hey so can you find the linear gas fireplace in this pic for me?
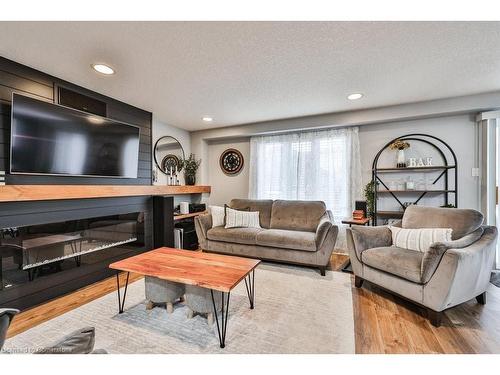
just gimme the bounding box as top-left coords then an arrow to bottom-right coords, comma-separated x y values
0,212 -> 144,288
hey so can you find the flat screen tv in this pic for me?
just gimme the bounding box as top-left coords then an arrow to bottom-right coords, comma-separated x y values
10,93 -> 140,178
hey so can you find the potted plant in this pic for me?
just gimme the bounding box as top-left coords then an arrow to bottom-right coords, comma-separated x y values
389,139 -> 410,168
179,153 -> 201,186
364,180 -> 378,217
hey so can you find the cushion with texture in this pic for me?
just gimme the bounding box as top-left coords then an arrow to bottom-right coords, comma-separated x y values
229,199 -> 273,229
225,207 -> 261,229
207,227 -> 263,245
402,205 -> 483,240
256,229 -> 317,252
390,226 -> 452,253
270,200 -> 326,232
209,206 -> 225,227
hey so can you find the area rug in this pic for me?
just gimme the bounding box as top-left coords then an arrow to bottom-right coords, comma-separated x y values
5,263 -> 355,354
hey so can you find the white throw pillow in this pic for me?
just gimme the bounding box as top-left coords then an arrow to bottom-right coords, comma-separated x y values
209,205 -> 225,227
389,226 -> 452,253
225,207 -> 261,229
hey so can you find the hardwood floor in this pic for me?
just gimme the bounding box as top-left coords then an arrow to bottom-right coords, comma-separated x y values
7,253 -> 500,353
330,253 -> 500,354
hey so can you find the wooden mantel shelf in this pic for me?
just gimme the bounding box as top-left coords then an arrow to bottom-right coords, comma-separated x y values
0,185 -> 211,203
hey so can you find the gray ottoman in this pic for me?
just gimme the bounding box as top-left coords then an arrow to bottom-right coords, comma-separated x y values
144,276 -> 185,313
184,285 -> 222,325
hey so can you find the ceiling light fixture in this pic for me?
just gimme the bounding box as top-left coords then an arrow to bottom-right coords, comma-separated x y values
347,93 -> 363,100
92,63 -> 115,75
202,117 -> 214,122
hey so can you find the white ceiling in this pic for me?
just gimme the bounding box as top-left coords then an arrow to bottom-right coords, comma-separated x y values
1,21 -> 500,131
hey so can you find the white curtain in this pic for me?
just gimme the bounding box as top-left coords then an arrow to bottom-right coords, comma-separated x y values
249,127 -> 362,250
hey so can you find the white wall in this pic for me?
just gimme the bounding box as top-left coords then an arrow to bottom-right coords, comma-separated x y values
206,138 -> 250,206
152,115 -> 191,186
194,114 -> 480,211
359,114 -> 478,211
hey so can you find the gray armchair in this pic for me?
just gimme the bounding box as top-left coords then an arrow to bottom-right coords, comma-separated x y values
1,308 -> 19,351
346,205 -> 497,327
1,309 -> 106,354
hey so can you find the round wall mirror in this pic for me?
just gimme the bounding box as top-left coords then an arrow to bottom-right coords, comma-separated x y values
153,136 -> 185,174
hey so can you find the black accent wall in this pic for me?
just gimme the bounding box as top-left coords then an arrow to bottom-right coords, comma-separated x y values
0,56 -> 158,310
0,56 -> 152,185
0,196 -> 153,310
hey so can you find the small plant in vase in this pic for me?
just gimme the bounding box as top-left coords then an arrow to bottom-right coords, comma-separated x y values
364,180 -> 378,217
179,153 -> 201,186
389,139 -> 410,168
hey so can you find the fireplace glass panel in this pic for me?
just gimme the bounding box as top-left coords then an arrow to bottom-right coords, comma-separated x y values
0,212 -> 145,290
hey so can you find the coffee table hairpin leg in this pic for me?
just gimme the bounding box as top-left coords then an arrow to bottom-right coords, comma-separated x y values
115,271 -> 130,314
210,290 -> 230,348
244,269 -> 255,309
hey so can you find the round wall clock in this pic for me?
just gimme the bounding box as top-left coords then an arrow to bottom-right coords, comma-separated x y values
220,148 -> 244,175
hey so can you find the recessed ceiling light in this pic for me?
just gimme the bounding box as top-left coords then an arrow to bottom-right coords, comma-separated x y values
347,93 -> 363,100
202,117 -> 214,122
92,63 -> 115,75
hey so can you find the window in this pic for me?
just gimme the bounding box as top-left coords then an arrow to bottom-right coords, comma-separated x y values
249,127 -> 362,224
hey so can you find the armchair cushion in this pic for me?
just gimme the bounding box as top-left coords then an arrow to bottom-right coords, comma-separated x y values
361,246 -> 425,283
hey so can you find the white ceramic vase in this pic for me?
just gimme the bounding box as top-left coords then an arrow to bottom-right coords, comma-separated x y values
396,149 -> 406,168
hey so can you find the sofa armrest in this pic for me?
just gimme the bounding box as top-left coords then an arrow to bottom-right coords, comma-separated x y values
423,225 -> 498,310
194,214 -> 212,249
315,210 -> 333,248
346,225 -> 392,261
421,227 -> 486,283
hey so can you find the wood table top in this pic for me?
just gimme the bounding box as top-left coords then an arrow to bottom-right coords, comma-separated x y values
109,247 -> 260,292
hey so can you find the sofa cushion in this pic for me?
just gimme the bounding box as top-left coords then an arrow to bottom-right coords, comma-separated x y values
270,200 -> 326,232
207,226 -> 264,245
256,229 -> 317,252
402,205 -> 483,240
229,199 -> 273,229
361,246 -> 425,284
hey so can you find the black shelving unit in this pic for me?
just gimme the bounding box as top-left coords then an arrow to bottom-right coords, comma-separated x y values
372,134 -> 458,226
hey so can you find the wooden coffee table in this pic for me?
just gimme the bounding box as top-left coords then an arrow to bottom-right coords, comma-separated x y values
109,247 -> 260,348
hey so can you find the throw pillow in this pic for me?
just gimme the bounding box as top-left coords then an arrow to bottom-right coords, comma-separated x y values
389,226 -> 453,253
225,207 -> 261,229
209,206 -> 225,227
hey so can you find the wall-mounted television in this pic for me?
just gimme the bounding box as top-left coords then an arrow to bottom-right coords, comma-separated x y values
10,93 -> 140,178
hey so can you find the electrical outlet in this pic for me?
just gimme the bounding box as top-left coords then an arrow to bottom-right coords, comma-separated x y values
471,168 -> 480,177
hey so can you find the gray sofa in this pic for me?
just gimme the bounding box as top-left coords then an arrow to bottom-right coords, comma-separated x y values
346,205 -> 498,326
195,199 -> 338,275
